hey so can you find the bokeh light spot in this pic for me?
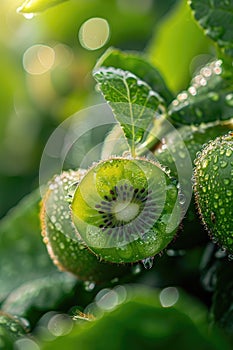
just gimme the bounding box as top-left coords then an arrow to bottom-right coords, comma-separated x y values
159,287 -> 179,308
23,44 -> 55,75
14,338 -> 40,350
47,314 -> 73,336
79,17 -> 110,51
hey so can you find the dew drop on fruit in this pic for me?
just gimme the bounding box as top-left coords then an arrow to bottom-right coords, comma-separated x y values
178,193 -> 186,205
141,256 -> 154,269
225,93 -> 233,106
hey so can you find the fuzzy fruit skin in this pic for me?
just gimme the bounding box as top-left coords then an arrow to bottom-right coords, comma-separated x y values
40,170 -> 130,282
154,122 -> 233,246
193,132 -> 233,254
72,157 -> 180,264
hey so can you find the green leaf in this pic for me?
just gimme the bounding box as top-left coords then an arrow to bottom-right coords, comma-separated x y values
95,47 -> 173,103
0,191 -> 56,302
190,0 -> 233,57
41,287 -> 231,350
17,0 -> 68,14
169,60 -> 233,125
2,273 -> 78,327
93,67 -> 165,156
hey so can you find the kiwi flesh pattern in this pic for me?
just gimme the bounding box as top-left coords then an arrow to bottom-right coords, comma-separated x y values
72,158 -> 180,264
40,170 -> 130,281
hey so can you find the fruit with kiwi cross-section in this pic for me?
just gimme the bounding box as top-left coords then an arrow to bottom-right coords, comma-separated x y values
71,157 -> 181,264
40,170 -> 130,282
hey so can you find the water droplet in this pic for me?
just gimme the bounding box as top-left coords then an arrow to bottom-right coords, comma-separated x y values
0,317 -> 7,325
177,92 -> 188,101
202,187 -> 207,193
226,149 -> 232,157
132,264 -> 142,275
24,13 -> 35,19
141,256 -> 154,269
208,92 -> 219,101
10,325 -> 17,332
179,193 -> 186,205
201,159 -> 209,169
51,215 -> 56,223
59,242 -> 65,250
227,237 -> 233,245
219,208 -> 225,215
84,281 -> 96,292
188,86 -> 197,96
215,249 -> 226,258
220,160 -> 228,168
225,93 -> 233,106
226,189 -> 232,196
55,222 -> 62,231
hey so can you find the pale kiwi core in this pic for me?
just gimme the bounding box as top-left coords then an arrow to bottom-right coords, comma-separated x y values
114,202 -> 140,222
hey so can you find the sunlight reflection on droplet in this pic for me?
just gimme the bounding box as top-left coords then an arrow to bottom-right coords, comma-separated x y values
22,13 -> 35,19
23,44 -> 55,75
79,17 -> 110,50
159,287 -> 179,307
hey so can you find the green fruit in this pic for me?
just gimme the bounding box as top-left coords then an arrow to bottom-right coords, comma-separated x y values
154,122 -> 233,246
154,122 -> 233,179
193,132 -> 233,254
72,157 -> 180,263
40,170 -> 130,282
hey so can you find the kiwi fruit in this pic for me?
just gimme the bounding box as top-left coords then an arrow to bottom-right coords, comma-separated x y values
40,170 -> 130,282
193,132 -> 233,254
153,122 -> 233,248
71,157 -> 180,263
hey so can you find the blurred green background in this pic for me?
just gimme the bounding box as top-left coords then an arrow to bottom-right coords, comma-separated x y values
0,0 -> 214,219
